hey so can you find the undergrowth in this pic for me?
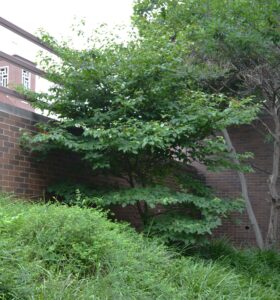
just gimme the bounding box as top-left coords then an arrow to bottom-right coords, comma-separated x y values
0,194 -> 279,299
193,239 -> 280,293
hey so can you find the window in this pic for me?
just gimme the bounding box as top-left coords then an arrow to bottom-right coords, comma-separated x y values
0,66 -> 8,87
22,70 -> 31,89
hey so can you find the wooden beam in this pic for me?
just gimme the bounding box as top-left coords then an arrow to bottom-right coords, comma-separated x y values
0,16 -> 57,55
0,51 -> 46,77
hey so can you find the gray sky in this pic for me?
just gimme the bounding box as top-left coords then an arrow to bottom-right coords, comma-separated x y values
1,0 -> 134,57
1,0 -> 135,91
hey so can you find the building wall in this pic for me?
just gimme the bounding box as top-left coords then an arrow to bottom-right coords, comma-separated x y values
195,122 -> 273,246
0,102 -> 93,198
0,59 -> 35,112
0,102 -> 142,226
0,102 -> 276,245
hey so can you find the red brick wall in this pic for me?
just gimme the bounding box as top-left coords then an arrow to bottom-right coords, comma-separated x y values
0,103 -> 143,229
0,104 -> 96,198
195,122 -> 273,246
0,59 -> 36,91
0,103 -> 276,245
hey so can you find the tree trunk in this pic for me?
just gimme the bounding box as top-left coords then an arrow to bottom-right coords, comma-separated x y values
266,202 -> 279,247
222,129 -> 264,249
266,113 -> 280,248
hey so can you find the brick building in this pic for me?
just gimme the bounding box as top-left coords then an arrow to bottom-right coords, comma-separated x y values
0,55 -> 35,111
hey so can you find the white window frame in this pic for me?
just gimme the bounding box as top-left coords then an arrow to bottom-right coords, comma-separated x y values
22,69 -> 31,89
0,66 -> 9,87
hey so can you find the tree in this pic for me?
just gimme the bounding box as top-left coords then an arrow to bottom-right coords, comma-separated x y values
23,22 -> 256,245
133,0 -> 280,248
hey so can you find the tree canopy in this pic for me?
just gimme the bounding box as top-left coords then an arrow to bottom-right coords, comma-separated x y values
25,25 -> 256,177
133,0 -> 280,248
22,7 -> 258,245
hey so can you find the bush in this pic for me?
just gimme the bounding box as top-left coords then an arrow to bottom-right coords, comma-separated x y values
48,182 -> 244,246
0,194 -> 279,299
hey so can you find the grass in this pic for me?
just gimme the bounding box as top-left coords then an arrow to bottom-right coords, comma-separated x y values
0,193 -> 279,299
193,239 -> 280,293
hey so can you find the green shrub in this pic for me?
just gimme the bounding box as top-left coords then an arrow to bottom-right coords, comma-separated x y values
47,182 -> 97,206
48,182 -> 244,246
97,186 -> 244,246
0,194 -> 279,299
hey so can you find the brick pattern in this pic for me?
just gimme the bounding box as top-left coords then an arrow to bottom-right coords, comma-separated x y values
195,123 -> 274,246
0,110 -> 94,198
0,59 -> 36,91
0,108 -> 144,230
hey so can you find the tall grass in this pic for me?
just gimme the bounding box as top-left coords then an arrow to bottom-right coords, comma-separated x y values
193,239 -> 280,293
0,194 -> 279,299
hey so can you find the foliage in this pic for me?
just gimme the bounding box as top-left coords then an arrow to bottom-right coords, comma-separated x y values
193,240 -> 280,293
22,14 -> 259,180
21,6 -> 259,247
133,0 -> 280,248
92,186 -> 243,245
133,0 -> 280,97
47,181 -> 97,206
0,194 -> 279,299
47,180 -> 243,245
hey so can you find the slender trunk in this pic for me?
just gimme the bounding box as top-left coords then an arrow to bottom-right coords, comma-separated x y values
222,129 -> 264,249
266,113 -> 280,248
266,202 -> 279,247
136,201 -> 145,222
127,161 -> 150,226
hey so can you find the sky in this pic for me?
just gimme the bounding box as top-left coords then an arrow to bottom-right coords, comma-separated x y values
1,0 -> 135,91
1,0 -> 134,56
